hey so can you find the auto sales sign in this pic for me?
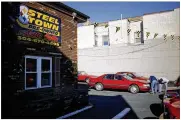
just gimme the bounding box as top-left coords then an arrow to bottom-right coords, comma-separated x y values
14,5 -> 61,46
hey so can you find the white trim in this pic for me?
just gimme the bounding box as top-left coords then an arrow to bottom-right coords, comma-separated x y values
56,105 -> 93,119
25,55 -> 52,90
112,108 -> 131,119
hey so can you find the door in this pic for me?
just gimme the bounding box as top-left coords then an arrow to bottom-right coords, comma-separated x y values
102,74 -> 115,88
114,75 -> 130,90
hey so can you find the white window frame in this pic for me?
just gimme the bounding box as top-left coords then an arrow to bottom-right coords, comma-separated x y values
25,55 -> 52,90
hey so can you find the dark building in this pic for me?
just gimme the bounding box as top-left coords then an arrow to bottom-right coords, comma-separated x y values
2,2 -> 89,118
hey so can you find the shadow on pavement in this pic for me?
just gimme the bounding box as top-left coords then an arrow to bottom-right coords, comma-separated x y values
149,103 -> 163,117
68,94 -> 139,119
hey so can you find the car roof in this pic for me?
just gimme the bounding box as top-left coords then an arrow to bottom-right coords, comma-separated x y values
116,72 -> 134,74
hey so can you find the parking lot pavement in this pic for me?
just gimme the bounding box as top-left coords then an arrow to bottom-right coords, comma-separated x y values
68,86 -> 162,119
89,89 -> 162,119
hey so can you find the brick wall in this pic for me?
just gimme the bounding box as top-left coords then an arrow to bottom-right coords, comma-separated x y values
23,2 -> 77,62
2,2 -> 88,118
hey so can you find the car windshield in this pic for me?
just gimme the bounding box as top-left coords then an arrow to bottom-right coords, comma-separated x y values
127,73 -> 134,78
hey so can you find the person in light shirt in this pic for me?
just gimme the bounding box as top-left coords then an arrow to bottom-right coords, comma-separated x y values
158,77 -> 169,93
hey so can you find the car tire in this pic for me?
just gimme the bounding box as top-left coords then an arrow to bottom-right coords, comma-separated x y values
129,85 -> 139,94
95,83 -> 103,91
85,78 -> 89,83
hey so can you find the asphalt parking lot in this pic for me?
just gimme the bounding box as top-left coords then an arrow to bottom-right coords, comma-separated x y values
68,82 -> 163,119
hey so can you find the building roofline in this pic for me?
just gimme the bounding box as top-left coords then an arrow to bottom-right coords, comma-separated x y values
40,2 -> 90,23
143,9 -> 174,16
80,7 -> 179,26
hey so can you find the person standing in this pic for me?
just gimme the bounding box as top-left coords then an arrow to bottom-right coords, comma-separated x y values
149,75 -> 158,94
158,77 -> 169,93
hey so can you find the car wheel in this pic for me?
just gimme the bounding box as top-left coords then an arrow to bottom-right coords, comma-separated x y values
129,85 -> 139,94
95,83 -> 103,91
85,78 -> 89,83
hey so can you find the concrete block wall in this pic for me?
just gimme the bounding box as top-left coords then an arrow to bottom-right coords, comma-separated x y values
77,25 -> 95,49
78,37 -> 180,81
143,8 -> 180,40
109,19 -> 128,44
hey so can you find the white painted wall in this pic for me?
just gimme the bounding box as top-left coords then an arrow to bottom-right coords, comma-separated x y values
78,37 -> 180,81
143,8 -> 180,40
109,19 -> 129,44
95,26 -> 109,46
173,8 -> 180,36
77,25 -> 95,49
78,8 -> 180,49
129,21 -> 142,43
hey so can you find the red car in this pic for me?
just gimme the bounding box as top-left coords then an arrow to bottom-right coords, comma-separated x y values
116,72 -> 149,81
162,93 -> 180,119
78,71 -> 97,83
88,74 -> 150,94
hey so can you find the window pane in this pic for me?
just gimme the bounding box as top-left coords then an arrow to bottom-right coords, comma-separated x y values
26,58 -> 37,72
42,59 -> 50,72
104,41 -> 109,45
41,73 -> 51,86
26,73 -> 37,88
115,75 -> 122,80
102,35 -> 109,46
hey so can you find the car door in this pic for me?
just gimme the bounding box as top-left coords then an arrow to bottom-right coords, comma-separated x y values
102,74 -> 115,88
113,75 -> 130,90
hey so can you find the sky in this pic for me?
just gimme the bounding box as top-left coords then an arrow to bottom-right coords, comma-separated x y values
64,2 -> 180,23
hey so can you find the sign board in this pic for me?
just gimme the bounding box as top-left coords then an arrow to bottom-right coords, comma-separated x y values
11,4 -> 61,46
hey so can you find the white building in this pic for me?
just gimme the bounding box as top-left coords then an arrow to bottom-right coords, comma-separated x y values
78,8 -> 180,49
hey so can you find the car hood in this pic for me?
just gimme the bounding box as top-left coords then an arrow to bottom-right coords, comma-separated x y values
88,75 -> 98,78
135,76 -> 148,80
131,79 -> 150,83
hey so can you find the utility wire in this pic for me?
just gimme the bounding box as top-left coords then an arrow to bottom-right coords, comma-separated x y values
78,39 -> 169,57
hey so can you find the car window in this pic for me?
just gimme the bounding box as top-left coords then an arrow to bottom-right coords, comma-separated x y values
127,73 -> 135,78
115,75 -> 122,80
122,74 -> 133,80
104,74 -> 114,80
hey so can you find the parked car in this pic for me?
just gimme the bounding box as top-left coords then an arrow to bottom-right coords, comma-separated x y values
160,89 -> 180,119
116,72 -> 149,81
88,74 -> 150,93
78,71 -> 97,83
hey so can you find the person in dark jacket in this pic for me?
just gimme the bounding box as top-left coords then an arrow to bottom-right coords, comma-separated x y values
149,76 -> 158,94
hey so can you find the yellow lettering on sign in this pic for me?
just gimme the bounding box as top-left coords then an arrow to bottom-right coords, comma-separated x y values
36,12 -> 43,19
42,15 -> 49,21
29,17 -> 35,23
28,9 -> 36,17
55,19 -> 59,25
35,19 -> 43,26
52,25 -> 59,31
49,17 -> 55,23
44,22 -> 53,29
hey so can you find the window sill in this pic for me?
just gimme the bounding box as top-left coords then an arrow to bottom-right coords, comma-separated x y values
25,86 -> 52,90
